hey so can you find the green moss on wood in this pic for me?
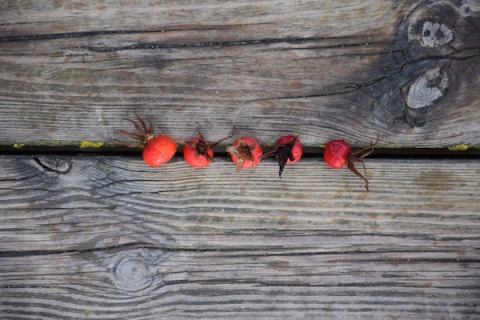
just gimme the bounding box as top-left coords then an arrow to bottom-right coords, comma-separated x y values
448,144 -> 468,151
80,141 -> 105,148
12,143 -> 26,149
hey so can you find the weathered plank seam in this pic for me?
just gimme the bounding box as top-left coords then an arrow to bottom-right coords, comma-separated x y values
2,242 -> 477,258
0,23 -> 272,43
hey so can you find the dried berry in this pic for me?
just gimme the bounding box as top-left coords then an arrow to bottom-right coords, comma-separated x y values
182,127 -> 236,168
226,136 -> 263,171
117,111 -> 177,167
262,135 -> 303,177
324,136 -> 379,191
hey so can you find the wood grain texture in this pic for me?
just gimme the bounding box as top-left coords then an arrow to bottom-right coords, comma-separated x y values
0,155 -> 479,319
1,0 -> 479,148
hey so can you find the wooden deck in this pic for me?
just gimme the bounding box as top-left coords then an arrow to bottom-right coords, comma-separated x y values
1,0 -> 479,319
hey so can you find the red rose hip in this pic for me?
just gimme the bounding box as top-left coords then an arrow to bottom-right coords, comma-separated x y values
117,111 -> 177,167
324,136 -> 379,191
182,127 -> 236,168
323,140 -> 351,169
226,136 -> 263,171
143,135 -> 177,167
262,135 -> 303,177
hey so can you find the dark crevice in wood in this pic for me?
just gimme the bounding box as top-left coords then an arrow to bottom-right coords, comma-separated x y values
0,25 -> 250,43
0,242 -> 151,258
86,37 -> 398,53
0,147 -> 478,158
1,240 -> 477,256
0,29 -> 369,50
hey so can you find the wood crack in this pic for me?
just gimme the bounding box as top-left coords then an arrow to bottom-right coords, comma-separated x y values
2,240 -> 477,259
0,22 -> 274,45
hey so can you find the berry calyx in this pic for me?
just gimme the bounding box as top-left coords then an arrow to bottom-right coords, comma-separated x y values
262,135 -> 303,177
226,136 -> 263,171
324,135 -> 379,191
117,111 -> 177,167
182,127 -> 236,168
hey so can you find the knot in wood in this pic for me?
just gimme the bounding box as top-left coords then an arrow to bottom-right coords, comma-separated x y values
114,257 -> 154,292
406,67 -> 449,109
33,155 -> 72,174
421,21 -> 453,47
404,1 -> 468,57
459,1 -> 480,17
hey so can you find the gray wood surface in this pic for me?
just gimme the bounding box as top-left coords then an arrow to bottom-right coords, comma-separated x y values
1,0 -> 479,148
1,0 -> 479,318
1,155 -> 479,319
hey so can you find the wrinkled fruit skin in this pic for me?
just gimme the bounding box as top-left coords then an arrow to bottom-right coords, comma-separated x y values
277,135 -> 304,165
143,135 -> 177,167
183,137 -> 214,168
229,136 -> 263,169
324,140 -> 351,169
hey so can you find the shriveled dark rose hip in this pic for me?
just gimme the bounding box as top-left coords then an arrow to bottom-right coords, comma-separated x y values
262,135 -> 303,177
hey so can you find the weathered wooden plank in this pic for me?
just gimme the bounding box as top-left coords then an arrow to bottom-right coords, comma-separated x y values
1,249 -> 479,319
0,0 -> 407,39
0,155 -> 479,318
1,0 -> 479,148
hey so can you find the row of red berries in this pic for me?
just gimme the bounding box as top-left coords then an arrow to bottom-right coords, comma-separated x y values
117,112 -> 379,191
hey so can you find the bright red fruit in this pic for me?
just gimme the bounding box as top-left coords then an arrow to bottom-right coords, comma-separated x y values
262,135 -> 303,177
323,140 -> 351,169
324,136 -> 379,191
182,128 -> 236,168
143,135 -> 177,167
226,136 -> 263,171
183,137 -> 213,168
117,111 -> 177,167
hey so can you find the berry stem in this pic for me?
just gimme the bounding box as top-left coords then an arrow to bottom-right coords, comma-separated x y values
346,134 -> 381,192
347,156 -> 369,191
210,126 -> 237,148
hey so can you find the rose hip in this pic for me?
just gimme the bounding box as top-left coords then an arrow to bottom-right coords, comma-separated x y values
262,135 -> 303,177
324,135 -> 379,191
117,111 -> 177,167
226,136 -> 263,171
182,127 -> 236,168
